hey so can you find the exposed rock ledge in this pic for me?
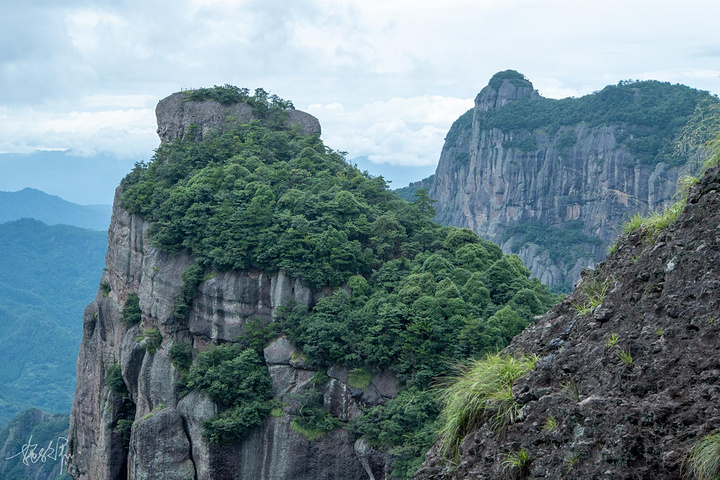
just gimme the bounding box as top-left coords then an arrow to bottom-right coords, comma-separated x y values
155,92 -> 321,144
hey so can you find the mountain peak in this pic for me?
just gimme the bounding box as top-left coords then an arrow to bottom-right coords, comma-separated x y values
475,69 -> 538,111
155,86 -> 321,143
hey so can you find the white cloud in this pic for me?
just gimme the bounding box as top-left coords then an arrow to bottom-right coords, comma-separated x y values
1,0 -> 719,170
308,95 -> 473,167
0,107 -> 157,159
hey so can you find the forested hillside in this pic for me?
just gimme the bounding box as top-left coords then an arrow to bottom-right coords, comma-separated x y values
0,409 -> 70,480
68,86 -> 561,479
0,219 -> 106,425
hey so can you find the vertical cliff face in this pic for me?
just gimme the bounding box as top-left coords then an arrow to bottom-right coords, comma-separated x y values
429,71 -> 715,290
416,161 -> 720,479
66,95 -> 392,480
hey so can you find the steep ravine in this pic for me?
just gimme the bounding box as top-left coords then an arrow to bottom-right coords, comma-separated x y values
416,163 -> 720,479
67,96 -> 393,480
428,71 -> 716,290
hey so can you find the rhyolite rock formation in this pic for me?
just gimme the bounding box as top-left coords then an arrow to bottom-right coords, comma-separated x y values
427,71 -> 716,291
66,94 -> 392,480
416,162 -> 720,479
155,92 -> 321,143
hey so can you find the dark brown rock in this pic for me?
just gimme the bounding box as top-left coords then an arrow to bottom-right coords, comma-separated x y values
416,166 -> 720,479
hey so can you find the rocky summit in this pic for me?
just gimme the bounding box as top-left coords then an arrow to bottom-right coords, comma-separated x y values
427,70 -> 717,291
416,161 -> 720,479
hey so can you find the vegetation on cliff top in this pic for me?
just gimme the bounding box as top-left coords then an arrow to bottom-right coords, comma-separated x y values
120,87 -> 560,477
479,79 -> 717,166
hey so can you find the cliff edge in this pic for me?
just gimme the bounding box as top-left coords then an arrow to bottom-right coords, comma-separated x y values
429,70 -> 717,291
417,158 -> 720,478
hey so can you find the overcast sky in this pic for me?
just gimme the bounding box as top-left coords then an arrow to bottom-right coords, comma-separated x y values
1,0 -> 719,204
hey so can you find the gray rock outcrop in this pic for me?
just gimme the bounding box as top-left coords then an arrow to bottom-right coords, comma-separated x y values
429,71 -> 715,290
156,92 -> 321,143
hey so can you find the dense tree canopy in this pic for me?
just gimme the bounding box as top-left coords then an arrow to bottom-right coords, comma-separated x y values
120,88 -> 561,477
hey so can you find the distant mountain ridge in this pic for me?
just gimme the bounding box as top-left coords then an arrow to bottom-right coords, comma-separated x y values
0,218 -> 106,426
0,188 -> 111,231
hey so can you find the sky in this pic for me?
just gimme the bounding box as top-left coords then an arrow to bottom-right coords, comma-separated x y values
1,0 -> 719,204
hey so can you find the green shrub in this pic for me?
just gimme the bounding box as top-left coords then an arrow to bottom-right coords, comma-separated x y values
121,293 -> 142,326
685,432 -> 720,480
181,344 -> 273,444
350,388 -> 440,479
105,363 -> 126,395
136,328 -> 162,354
113,419 -> 134,445
290,410 -> 341,442
347,368 -> 372,390
100,282 -> 111,297
203,401 -> 272,445
173,263 -> 204,320
168,343 -> 193,372
236,317 -> 279,353
437,354 -> 537,459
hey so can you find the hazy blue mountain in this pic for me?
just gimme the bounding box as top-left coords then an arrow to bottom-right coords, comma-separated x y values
0,409 -> 70,480
349,155 -> 437,189
0,150 -> 138,206
0,219 -> 106,426
0,188 -> 112,231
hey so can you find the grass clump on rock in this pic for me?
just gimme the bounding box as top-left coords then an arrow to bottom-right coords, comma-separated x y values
437,353 -> 536,460
685,432 -> 720,480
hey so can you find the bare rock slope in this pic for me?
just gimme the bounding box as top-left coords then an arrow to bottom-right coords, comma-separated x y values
417,163 -> 720,479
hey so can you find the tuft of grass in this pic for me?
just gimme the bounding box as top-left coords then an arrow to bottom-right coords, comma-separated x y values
502,448 -> 530,476
618,348 -> 633,366
607,241 -> 619,255
565,452 -> 580,473
561,378 -> 579,401
621,194 -> 686,239
347,368 -> 373,390
605,333 -> 620,349
100,282 -> 111,297
542,416 -> 557,431
622,213 -> 647,235
573,277 -> 609,316
655,327 -> 665,337
684,432 -> 720,480
437,354 -> 537,459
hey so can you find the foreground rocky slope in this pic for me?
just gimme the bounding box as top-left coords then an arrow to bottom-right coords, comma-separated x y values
428,71 -> 717,290
417,161 -> 720,478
